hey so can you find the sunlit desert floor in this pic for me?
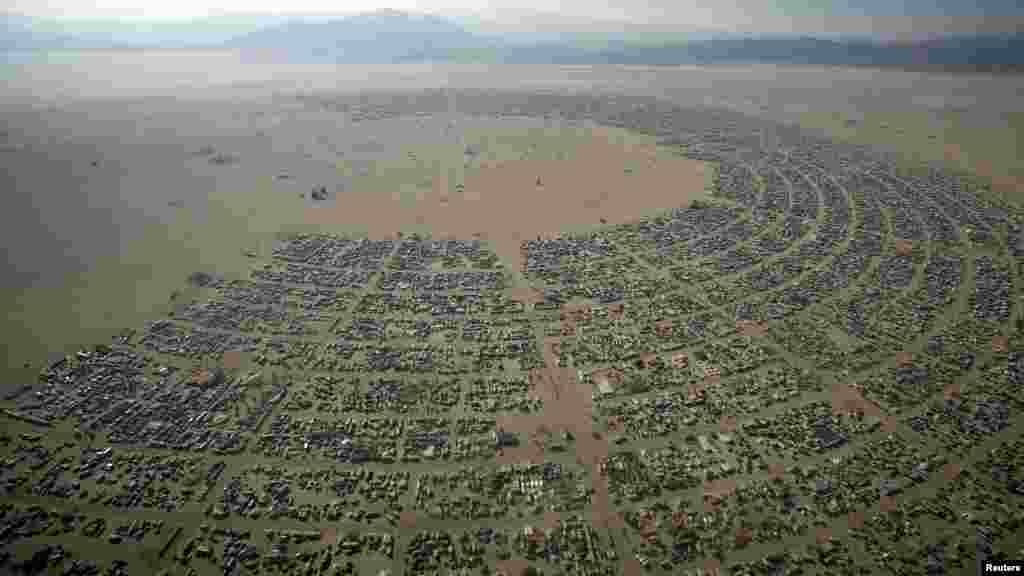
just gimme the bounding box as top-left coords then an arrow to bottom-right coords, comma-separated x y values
1,94 -> 715,382
0,58 -> 1021,576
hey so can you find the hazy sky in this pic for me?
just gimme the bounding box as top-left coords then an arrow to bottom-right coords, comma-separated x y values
9,0 -> 1024,39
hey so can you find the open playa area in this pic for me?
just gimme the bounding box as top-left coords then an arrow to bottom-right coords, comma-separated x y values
303,116 -> 711,269
1,51 -> 1023,576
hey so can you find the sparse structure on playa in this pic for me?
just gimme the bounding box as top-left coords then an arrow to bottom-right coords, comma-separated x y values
188,366 -> 225,388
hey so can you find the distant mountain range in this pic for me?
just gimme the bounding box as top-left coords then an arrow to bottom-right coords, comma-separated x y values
1,12 -> 284,49
226,10 -> 491,62
583,35 -> 1024,72
3,10 -> 1022,72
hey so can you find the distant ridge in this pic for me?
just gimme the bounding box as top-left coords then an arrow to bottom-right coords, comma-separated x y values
3,10 -> 1022,73
224,10 -> 488,62
585,35 -> 1024,72
1,13 -> 84,50
0,12 -> 284,49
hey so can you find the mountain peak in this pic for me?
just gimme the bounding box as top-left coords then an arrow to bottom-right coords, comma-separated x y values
225,9 -> 480,62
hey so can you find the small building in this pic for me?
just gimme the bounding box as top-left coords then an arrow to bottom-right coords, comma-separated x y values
670,353 -> 689,370
591,368 -> 623,396
655,320 -> 673,338
638,352 -> 657,370
495,430 -> 519,448
47,353 -> 69,373
188,367 -> 225,388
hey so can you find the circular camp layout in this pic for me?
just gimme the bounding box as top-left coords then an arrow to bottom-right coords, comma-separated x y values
2,89 -> 1022,576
